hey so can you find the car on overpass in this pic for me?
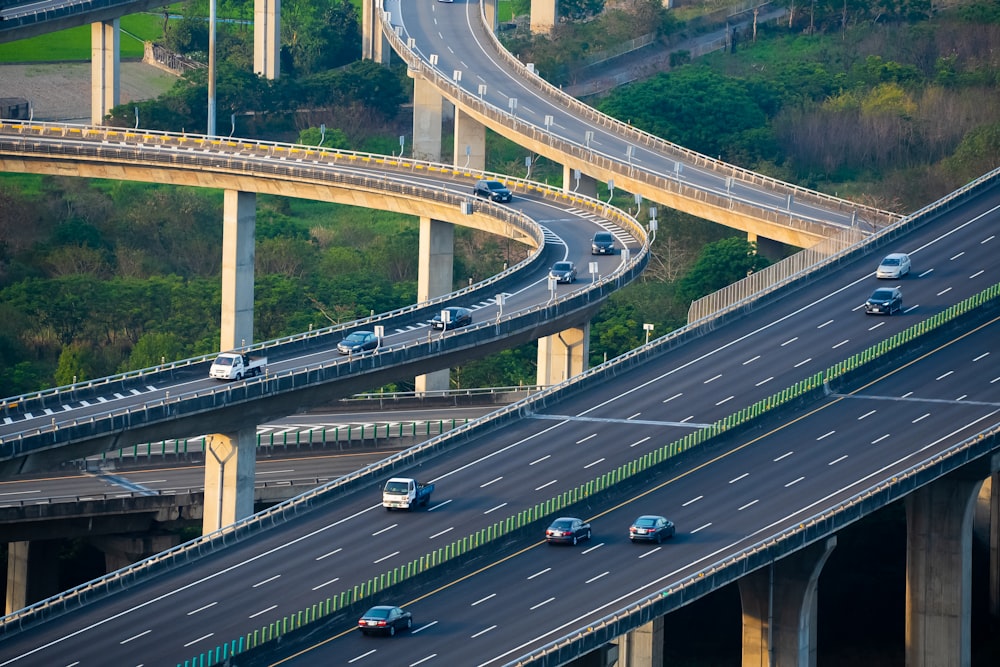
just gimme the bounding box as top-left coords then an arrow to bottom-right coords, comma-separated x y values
865,287 -> 903,315
431,306 -> 473,330
357,605 -> 413,636
548,261 -> 577,284
545,517 -> 592,545
337,330 -> 380,354
876,252 -> 911,279
591,231 -> 616,255
473,179 -> 512,203
628,515 -> 675,544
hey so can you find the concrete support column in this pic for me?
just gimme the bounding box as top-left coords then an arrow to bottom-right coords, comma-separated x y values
905,477 -> 979,667
537,324 -> 590,386
530,0 -> 557,34
203,427 -> 257,532
5,540 -> 59,615
563,164 -> 598,198
617,616 -> 664,667
90,19 -> 120,125
738,536 -> 836,667
454,108 -> 486,171
253,0 -> 280,79
5,541 -> 29,614
361,0 -> 389,63
412,77 -> 443,162
416,217 -> 454,393
221,190 -> 256,351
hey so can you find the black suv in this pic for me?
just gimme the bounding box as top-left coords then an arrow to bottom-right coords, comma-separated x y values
473,179 -> 513,203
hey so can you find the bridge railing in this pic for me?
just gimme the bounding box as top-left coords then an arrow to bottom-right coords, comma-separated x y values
467,3 -> 901,230
0,121 -> 645,421
0,184 -> 647,455
378,3 -> 900,232
688,164 -> 1000,322
382,22 -> 867,240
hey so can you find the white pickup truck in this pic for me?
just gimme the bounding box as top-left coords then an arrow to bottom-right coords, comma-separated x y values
209,352 -> 267,380
382,477 -> 435,511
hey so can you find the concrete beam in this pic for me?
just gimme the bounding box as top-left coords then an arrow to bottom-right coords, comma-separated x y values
253,0 -> 280,79
221,190 -> 256,351
739,536 -> 836,667
203,428 -> 257,531
537,324 -> 589,386
90,19 -> 120,125
5,540 -> 60,615
905,476 -> 979,667
416,217 -> 454,393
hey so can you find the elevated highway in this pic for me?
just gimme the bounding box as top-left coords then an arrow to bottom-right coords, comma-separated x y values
0,121 -> 647,472
1,170 -> 996,666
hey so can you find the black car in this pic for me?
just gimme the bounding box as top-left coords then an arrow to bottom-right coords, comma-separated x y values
545,517 -> 591,545
431,306 -> 473,330
357,605 -> 413,636
548,261 -> 577,284
628,515 -> 675,544
865,287 -> 903,315
337,330 -> 380,354
473,179 -> 513,203
591,231 -> 616,255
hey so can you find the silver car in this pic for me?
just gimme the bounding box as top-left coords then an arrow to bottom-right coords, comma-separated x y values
876,253 -> 911,279
548,261 -> 577,284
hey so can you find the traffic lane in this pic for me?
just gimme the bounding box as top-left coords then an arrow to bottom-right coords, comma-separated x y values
562,199 -> 1000,425
276,359 -> 1000,665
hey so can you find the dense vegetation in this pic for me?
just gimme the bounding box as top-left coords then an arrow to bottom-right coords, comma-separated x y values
2,0 -> 998,396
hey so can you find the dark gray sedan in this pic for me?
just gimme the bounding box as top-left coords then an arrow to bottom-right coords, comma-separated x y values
548,261 -> 577,284
357,605 -> 412,636
337,330 -> 380,354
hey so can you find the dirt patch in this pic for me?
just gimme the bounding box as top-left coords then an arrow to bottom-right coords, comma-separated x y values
0,61 -> 177,123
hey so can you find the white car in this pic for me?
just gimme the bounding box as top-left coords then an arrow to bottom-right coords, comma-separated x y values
876,252 -> 911,279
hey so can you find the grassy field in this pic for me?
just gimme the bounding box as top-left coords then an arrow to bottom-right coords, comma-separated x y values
0,13 -> 165,62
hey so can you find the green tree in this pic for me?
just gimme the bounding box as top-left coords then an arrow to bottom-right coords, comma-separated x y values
54,343 -> 95,385
124,332 -> 187,371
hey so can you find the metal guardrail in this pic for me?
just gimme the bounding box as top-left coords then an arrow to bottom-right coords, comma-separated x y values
0,121 -> 647,428
687,165 -> 1000,322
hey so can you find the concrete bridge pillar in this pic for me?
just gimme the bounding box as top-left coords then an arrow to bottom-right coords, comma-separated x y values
412,77 -> 443,162
530,0 -> 557,34
564,164 -> 598,198
221,190 -> 256,351
253,0 -> 280,79
5,540 -> 60,615
416,217 -> 454,393
455,108 -> 486,171
617,616 -> 664,666
361,0 -> 389,64
537,324 -> 589,386
905,475 -> 980,667
203,428 -> 257,532
738,536 -> 837,667
90,19 -> 120,125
